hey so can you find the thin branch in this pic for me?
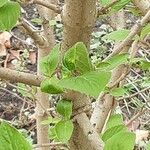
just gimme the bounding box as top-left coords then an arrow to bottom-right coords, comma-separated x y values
132,0 -> 150,15
20,18 -> 45,46
104,9 -> 150,61
118,87 -> 150,101
109,66 -> 129,88
0,86 -> 33,105
0,68 -> 43,87
126,108 -> 147,127
32,0 -> 62,14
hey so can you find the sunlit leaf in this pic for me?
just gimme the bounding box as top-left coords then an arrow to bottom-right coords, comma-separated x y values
58,71 -> 111,97
0,121 -> 32,150
55,120 -> 74,143
57,99 -> 72,120
0,1 -> 21,31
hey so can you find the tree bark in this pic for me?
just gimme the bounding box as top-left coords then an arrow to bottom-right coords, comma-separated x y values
61,1 -> 103,149
36,1 -> 57,149
132,0 -> 150,15
91,10 -> 128,133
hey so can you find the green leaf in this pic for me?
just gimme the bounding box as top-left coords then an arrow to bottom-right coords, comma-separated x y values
96,53 -> 129,71
31,18 -> 43,25
110,87 -> 126,97
106,114 -> 123,130
17,83 -> 33,99
40,44 -> 60,76
55,120 -> 74,143
102,125 -> 127,142
146,142 -> 150,150
63,42 -> 93,74
48,126 -> 57,140
40,77 -> 64,94
104,132 -> 135,150
41,116 -> 53,125
100,0 -> 111,6
140,60 -> 150,70
106,53 -> 129,69
0,1 -> 21,31
111,0 -> 131,12
0,121 -> 32,150
96,62 -> 111,70
127,5 -> 142,16
49,20 -> 57,26
140,23 -> 150,39
58,71 -> 111,97
102,29 -> 129,42
0,0 -> 8,7
57,99 -> 72,120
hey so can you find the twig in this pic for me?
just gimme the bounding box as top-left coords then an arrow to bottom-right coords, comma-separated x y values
104,9 -> 150,61
126,78 -> 148,102
126,108 -> 147,127
32,0 -> 62,14
109,66 -> 129,88
0,87 -> 33,105
118,87 -> 150,101
20,18 -> 45,46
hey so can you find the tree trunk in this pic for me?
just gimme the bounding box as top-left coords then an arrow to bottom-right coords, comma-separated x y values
61,0 -> 103,149
36,1 -> 57,149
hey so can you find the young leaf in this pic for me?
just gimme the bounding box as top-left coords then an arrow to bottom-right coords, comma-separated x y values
106,114 -> 123,130
97,53 -> 129,71
110,87 -> 126,97
106,53 -> 129,70
140,23 -> 150,39
0,1 -> 21,31
17,83 -> 33,99
0,0 -> 8,7
40,44 -> 60,76
57,99 -> 72,120
140,60 -> 150,70
146,142 -> 150,150
55,120 -> 74,143
102,29 -> 129,42
99,0 -> 111,6
104,132 -> 135,150
0,121 -> 32,150
31,18 -> 43,25
102,125 -> 127,142
111,0 -> 131,12
41,116 -> 53,125
58,71 -> 111,97
63,42 -> 93,74
40,77 -> 64,94
96,62 -> 111,70
48,126 -> 57,140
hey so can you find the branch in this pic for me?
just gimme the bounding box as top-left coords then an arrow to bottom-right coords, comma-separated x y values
126,108 -> 147,127
132,0 -> 150,15
0,68 -> 43,87
104,9 -> 150,61
118,87 -> 150,101
20,18 -> 45,46
32,0 -> 62,14
74,113 -> 104,150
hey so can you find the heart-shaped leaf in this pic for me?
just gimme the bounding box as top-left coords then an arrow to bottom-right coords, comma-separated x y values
58,71 -> 111,97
